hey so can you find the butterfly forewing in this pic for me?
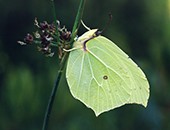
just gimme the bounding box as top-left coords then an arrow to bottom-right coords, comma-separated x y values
87,36 -> 149,106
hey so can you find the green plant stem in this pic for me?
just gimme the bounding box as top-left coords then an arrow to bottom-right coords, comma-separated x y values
42,53 -> 68,130
70,0 -> 86,45
51,0 -> 60,45
42,0 -> 86,130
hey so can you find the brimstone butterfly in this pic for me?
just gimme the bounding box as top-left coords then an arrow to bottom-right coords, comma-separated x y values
66,28 -> 150,116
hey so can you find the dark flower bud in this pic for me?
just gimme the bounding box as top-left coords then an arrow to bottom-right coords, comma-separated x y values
40,21 -> 49,30
61,31 -> 71,41
41,36 -> 50,47
48,24 -> 56,33
24,33 -> 33,43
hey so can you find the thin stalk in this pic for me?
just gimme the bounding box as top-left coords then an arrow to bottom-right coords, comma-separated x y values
42,0 -> 86,130
42,53 -> 68,130
51,0 -> 60,45
70,0 -> 86,45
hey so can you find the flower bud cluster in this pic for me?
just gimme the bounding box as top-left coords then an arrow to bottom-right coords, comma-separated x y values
18,18 -> 72,58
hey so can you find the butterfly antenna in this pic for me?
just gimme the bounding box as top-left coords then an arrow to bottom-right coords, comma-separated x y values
81,20 -> 91,31
96,13 -> 112,35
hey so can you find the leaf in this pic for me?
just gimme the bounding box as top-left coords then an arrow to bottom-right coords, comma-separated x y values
66,29 -> 150,116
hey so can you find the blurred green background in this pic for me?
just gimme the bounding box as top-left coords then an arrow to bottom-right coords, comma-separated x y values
1,0 -> 170,130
